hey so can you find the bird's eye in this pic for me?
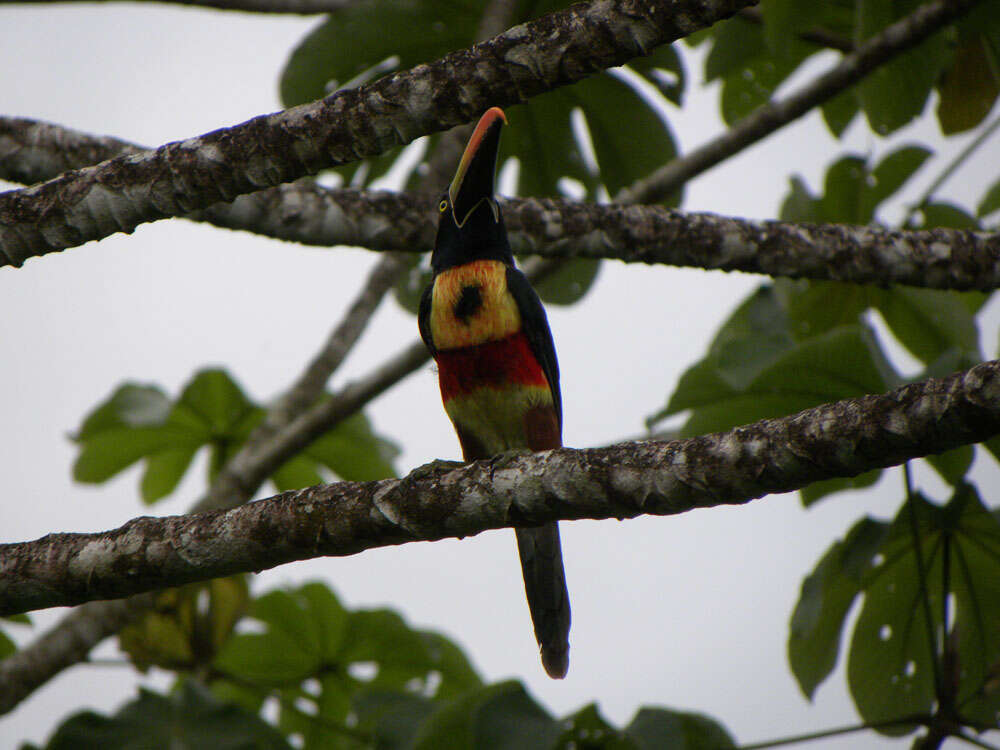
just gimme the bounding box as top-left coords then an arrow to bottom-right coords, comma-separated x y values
438,200 -> 448,212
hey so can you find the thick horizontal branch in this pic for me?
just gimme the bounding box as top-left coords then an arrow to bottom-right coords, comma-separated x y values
4,119 -> 998,289
6,117 -> 998,290
0,0 -> 754,268
4,359 -> 1000,616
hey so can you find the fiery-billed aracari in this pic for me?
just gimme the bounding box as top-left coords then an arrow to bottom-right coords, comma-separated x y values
418,108 -> 572,678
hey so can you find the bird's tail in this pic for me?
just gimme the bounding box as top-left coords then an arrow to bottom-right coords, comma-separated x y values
515,522 -> 571,678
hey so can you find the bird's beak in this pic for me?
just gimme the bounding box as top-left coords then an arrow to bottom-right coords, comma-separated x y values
448,107 -> 506,227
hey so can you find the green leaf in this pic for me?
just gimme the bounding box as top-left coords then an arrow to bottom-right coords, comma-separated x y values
625,706 -> 737,749
280,1 -> 479,108
856,0 -> 953,135
864,146 -> 932,219
412,681 -> 557,750
705,15 -> 816,126
214,582 -> 481,731
874,286 -> 981,365
916,202 -> 981,229
119,577 -> 249,672
533,258 -> 602,306
762,0 -> 809,58
140,444 -> 199,503
789,517 -> 889,699
353,689 -> 437,749
177,369 -> 255,436
978,176 -> 1000,219
779,176 -> 822,223
848,485 -> 1000,733
819,155 -> 868,224
76,383 -> 171,439
800,469 -> 881,507
304,412 -> 400,482
73,425 -> 197,484
569,73 -> 679,199
704,15 -> 764,82
39,681 -> 291,750
780,147 -> 931,226
821,88 -> 860,139
628,44 -> 686,105
658,322 -> 894,438
270,454 -> 325,492
925,445 -> 974,487
500,92 -> 591,199
936,36 -> 1000,134
558,704 -> 636,748
0,629 -> 14,659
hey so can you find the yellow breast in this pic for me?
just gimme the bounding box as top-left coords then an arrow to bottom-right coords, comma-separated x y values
430,260 -> 521,350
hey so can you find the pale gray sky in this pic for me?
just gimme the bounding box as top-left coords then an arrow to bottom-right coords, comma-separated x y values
1,4 -> 998,748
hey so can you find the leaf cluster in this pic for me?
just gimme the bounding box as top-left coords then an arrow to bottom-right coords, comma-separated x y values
29,582 -> 737,750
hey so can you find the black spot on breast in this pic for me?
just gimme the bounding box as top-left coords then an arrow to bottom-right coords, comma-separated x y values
454,284 -> 482,324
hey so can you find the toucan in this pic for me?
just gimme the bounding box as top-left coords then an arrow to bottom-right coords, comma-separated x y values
418,107 -> 572,678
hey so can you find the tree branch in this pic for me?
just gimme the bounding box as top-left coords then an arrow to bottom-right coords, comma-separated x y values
0,0 -> 755,268
616,0 -> 982,205
4,358 -> 1000,616
5,118 -> 999,290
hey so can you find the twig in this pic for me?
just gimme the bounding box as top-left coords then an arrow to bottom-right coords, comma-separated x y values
735,714 -> 929,749
903,115 -> 1000,226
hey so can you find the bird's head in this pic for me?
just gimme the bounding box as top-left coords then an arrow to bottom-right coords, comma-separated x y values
431,107 -> 514,273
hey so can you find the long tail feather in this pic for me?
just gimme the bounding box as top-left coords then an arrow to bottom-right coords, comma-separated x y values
515,522 -> 571,678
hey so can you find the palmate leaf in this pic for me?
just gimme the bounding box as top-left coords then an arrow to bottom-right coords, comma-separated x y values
789,485 -> 1000,733
649,284 -> 897,436
937,3 -> 1000,134
779,147 -> 932,226
788,517 -> 890,698
624,706 -> 737,749
212,582 -> 484,748
35,681 -> 291,750
73,369 -> 400,503
856,0 -> 953,136
848,485 -> 1000,734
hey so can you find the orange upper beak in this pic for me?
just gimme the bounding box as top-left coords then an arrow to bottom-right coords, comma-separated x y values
448,107 -> 507,226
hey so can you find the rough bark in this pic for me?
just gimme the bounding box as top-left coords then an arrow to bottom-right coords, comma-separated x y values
6,118 -> 998,290
4,358 -> 1000,616
0,0 -> 755,267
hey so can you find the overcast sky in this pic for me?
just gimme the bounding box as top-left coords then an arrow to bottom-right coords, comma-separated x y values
1,4 -> 998,749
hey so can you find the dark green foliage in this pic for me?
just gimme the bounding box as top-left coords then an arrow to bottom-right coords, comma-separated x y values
118,576 -> 250,672
31,681 -> 292,750
0,614 -> 31,660
72,369 -> 400,503
788,485 -> 1000,735
789,517 -> 890,698
696,0 -> 993,137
